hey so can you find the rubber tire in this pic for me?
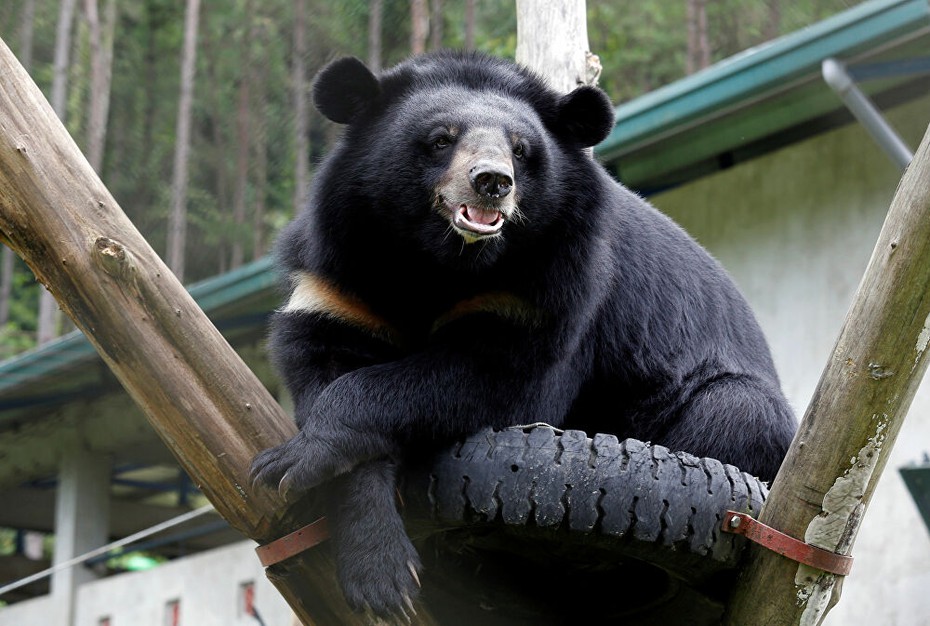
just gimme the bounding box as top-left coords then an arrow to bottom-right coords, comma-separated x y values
400,425 -> 768,623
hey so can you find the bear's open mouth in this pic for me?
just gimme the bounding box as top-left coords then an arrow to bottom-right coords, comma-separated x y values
451,203 -> 504,237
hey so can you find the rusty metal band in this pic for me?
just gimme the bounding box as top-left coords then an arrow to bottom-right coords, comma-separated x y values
721,511 -> 853,576
255,516 -> 330,567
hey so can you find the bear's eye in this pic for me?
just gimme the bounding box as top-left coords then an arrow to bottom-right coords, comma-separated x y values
432,135 -> 453,150
513,142 -> 526,160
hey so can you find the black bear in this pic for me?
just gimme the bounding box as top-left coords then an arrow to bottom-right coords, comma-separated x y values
251,50 -> 796,617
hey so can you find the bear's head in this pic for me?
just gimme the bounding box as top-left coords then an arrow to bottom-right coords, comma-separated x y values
310,51 -> 615,270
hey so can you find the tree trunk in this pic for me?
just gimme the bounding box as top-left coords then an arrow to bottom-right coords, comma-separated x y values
464,0 -> 475,50
429,0 -> 443,50
515,0 -> 601,162
83,0 -> 116,174
251,20 -> 269,262
166,0 -> 201,283
368,0 -> 383,72
0,37 -> 437,626
686,0 -> 711,75
39,0 -> 79,345
0,249 -> 11,327
410,0 -> 428,55
764,0 -> 781,41
201,19 -> 231,272
52,0 -> 77,120
515,0 -> 599,95
725,123 -> 930,625
230,0 -> 253,270
18,0 -> 36,71
139,17 -> 159,196
292,0 -> 309,215
252,134 -> 267,261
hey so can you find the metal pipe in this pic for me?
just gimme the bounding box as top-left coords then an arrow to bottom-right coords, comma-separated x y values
822,57 -> 913,170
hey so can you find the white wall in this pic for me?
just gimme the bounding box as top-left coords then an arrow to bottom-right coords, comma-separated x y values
0,595 -> 56,626
0,541 -> 297,626
652,93 -> 930,625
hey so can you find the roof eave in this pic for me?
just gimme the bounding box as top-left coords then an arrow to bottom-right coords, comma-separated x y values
594,0 -> 930,163
0,256 -> 279,397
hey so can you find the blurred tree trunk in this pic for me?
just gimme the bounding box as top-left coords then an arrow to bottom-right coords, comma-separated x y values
464,0 -> 475,50
0,6 -> 11,33
0,248 -> 11,327
167,0 -> 201,282
368,0 -> 383,72
1,0 -> 36,327
764,0 -> 782,41
252,18 -> 269,261
0,225 -> 11,329
686,0 -> 711,74
18,0 -> 35,70
230,0 -> 254,270
293,0 -> 309,215
52,0 -> 77,118
252,130 -> 268,260
410,0 -> 428,55
429,0 -> 443,50
202,22 -> 231,273
139,13 -> 159,199
83,0 -> 116,174
38,0 -> 79,344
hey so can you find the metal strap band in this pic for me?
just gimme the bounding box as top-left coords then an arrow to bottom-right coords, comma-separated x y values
255,517 -> 330,567
721,511 -> 853,576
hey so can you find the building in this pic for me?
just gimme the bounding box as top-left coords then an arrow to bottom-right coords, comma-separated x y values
598,0 -> 930,622
1,0 -> 929,623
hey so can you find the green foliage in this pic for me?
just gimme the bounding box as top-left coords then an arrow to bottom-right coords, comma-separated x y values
590,0 -> 687,100
105,549 -> 166,572
0,0 -> 863,357
0,527 -> 16,556
0,256 -> 39,359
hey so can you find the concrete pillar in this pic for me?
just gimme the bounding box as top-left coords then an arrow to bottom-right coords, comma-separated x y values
51,446 -> 111,626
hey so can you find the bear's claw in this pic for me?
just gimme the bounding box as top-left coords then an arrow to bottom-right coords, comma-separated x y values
336,508 -> 423,620
249,431 -> 349,498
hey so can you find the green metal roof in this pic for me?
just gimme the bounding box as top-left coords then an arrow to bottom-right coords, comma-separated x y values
595,0 -> 930,193
0,256 -> 281,409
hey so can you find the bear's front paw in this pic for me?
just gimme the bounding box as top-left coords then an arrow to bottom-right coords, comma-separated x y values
337,513 -> 422,620
249,431 -> 352,499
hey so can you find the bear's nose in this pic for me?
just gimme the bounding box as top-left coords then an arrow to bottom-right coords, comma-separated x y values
470,165 -> 513,199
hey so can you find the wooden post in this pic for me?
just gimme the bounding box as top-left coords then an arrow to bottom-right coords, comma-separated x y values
0,36 -> 435,625
514,0 -> 600,93
725,123 -> 930,624
514,0 -> 602,158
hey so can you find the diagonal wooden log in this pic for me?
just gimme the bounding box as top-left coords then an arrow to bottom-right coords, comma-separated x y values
724,122 -> 930,624
0,36 -> 436,625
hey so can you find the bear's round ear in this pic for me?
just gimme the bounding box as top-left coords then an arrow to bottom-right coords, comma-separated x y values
553,85 -> 615,148
312,57 -> 380,124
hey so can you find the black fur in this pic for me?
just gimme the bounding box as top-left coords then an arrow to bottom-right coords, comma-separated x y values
251,50 -> 796,617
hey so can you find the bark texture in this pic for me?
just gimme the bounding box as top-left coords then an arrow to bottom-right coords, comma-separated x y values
515,0 -> 599,94
166,0 -> 201,282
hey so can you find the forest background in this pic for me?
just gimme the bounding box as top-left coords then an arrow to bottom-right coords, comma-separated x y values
0,0 -> 860,357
